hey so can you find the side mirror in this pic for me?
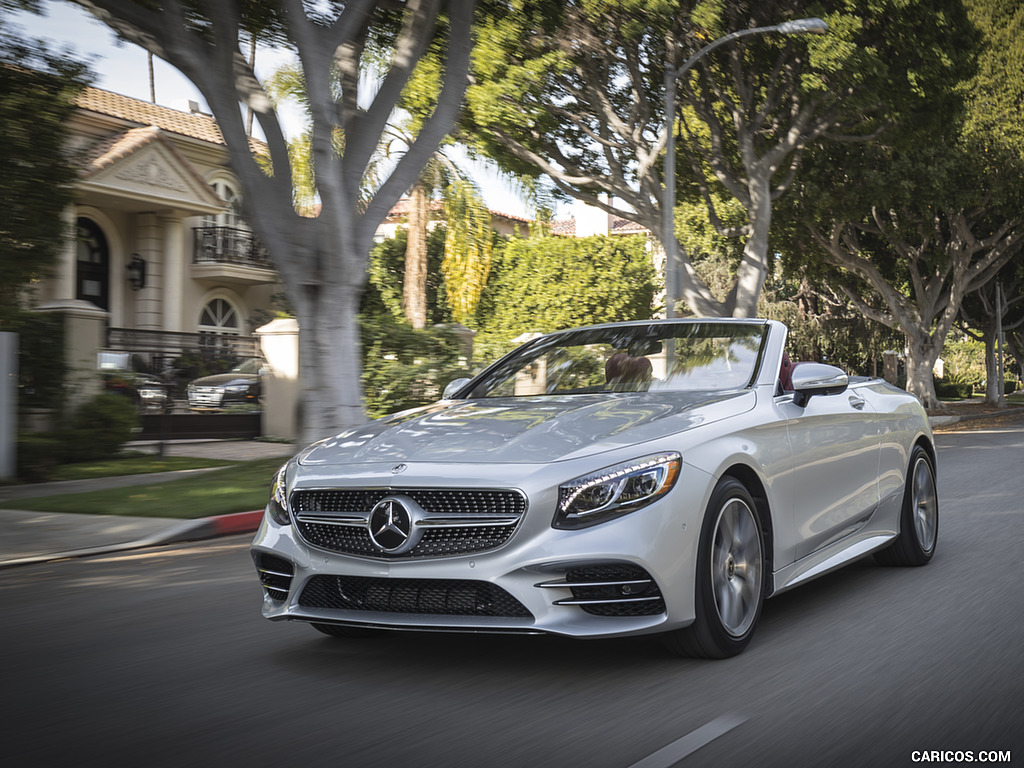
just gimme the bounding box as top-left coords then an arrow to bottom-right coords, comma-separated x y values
442,377 -> 472,400
791,363 -> 848,407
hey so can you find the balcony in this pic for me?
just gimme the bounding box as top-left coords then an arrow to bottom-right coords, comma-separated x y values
192,226 -> 278,285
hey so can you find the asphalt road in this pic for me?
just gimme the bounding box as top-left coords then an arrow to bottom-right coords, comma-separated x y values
2,426 -> 1022,768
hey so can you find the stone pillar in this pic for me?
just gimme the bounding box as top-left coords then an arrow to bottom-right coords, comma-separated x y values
256,318 -> 299,440
134,213 -> 163,330
51,206 -> 78,302
883,350 -> 900,385
33,300 -> 110,410
161,213 -> 185,332
0,332 -> 16,480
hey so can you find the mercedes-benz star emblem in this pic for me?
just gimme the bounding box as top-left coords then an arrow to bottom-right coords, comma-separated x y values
368,498 -> 412,552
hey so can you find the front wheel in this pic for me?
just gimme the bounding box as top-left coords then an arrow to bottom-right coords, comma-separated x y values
875,445 -> 937,567
664,477 -> 765,659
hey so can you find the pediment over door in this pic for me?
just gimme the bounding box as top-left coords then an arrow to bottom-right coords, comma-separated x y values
78,126 -> 226,215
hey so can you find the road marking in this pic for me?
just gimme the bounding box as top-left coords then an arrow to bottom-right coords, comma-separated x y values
628,712 -> 748,768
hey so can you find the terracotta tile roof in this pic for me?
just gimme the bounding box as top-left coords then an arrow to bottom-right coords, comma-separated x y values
549,219 -> 576,236
611,216 -> 649,234
76,85 -> 266,153
549,215 -> 650,237
489,209 -> 531,224
384,197 -> 533,224
81,125 -> 162,174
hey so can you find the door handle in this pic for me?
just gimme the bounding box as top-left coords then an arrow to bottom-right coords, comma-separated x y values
848,395 -> 866,410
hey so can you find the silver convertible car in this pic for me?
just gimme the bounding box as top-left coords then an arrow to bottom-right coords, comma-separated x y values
251,318 -> 937,658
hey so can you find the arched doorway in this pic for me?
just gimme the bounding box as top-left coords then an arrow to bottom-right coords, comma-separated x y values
76,218 -> 109,310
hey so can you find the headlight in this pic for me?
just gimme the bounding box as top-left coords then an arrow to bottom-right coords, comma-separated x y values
268,463 -> 291,525
224,384 -> 249,393
554,452 -> 681,529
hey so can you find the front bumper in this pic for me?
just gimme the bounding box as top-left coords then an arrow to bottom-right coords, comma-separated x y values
250,461 -> 710,639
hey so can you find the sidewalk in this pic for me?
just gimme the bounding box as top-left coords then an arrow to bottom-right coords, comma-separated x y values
0,439 -> 295,569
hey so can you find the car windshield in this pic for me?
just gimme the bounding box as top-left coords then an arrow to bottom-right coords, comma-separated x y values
231,358 -> 262,374
465,321 -> 768,398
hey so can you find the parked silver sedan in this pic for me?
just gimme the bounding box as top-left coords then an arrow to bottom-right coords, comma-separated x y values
251,319 -> 937,657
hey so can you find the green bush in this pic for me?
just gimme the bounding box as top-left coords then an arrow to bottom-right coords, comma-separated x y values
62,393 -> 139,463
475,234 -> 656,343
361,319 -> 471,418
934,380 -> 973,400
15,432 -> 64,483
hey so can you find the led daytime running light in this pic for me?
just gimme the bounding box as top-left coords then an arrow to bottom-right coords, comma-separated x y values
556,452 -> 681,529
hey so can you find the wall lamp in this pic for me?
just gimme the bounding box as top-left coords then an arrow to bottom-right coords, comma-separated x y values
127,253 -> 147,291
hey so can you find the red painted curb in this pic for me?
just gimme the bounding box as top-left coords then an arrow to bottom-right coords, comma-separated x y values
210,510 -> 265,536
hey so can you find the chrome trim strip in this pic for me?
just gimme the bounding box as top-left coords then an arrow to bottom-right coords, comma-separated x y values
257,567 -> 293,578
535,579 -> 653,589
295,513 -> 369,526
415,517 -> 520,528
552,596 -> 662,606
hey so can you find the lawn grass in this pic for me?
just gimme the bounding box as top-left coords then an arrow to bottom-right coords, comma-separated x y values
48,454 -> 234,482
1,457 -> 284,519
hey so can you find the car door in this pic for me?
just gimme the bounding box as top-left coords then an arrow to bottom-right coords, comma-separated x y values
780,386 -> 883,560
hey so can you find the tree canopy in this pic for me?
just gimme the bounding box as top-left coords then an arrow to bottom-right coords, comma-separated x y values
460,0 -> 975,318
775,0 -> 1024,409
0,19 -> 91,325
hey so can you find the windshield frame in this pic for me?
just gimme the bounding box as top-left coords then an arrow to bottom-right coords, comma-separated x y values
460,319 -> 771,399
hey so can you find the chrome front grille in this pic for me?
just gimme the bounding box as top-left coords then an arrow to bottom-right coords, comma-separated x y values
292,488 -> 527,559
188,386 -> 223,407
537,563 -> 666,617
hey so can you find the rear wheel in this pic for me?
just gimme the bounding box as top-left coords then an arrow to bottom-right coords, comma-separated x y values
875,445 -> 937,567
664,477 -> 765,659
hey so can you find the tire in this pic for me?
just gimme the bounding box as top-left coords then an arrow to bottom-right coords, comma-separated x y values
311,623 -> 382,639
875,445 -> 938,567
664,477 -> 765,659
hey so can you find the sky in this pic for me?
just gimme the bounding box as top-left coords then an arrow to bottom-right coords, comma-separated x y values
10,1 -> 532,218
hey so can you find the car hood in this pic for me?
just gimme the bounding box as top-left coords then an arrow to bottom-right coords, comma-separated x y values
189,373 -> 257,388
299,390 -> 754,466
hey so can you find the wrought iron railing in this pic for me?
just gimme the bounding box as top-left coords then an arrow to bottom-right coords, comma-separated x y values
108,328 -> 260,358
106,328 -> 262,397
192,225 -> 273,269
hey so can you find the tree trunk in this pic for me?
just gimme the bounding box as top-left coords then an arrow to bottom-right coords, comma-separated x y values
294,273 -> 366,447
904,334 -> 942,411
403,184 -> 429,329
730,177 -> 772,317
982,328 -> 1002,405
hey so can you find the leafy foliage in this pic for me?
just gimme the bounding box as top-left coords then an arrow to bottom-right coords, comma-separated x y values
474,234 -> 656,358
0,25 -> 91,323
13,312 -> 65,411
365,228 -> 454,326
360,317 -> 471,419
64,393 -> 139,461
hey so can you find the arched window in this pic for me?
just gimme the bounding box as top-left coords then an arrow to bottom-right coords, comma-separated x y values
198,298 -> 240,335
76,217 -> 109,310
203,179 -> 244,230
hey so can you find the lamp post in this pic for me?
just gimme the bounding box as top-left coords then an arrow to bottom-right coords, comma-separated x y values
662,17 -> 829,318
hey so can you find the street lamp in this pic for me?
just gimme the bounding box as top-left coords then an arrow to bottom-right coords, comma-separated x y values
662,17 -> 828,318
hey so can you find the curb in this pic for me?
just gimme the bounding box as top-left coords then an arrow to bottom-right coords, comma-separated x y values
929,405 -> 1024,429
0,509 -> 265,569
